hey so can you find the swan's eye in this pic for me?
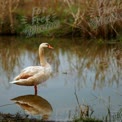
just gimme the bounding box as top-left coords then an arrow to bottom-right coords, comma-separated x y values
46,44 -> 49,47
46,44 -> 50,48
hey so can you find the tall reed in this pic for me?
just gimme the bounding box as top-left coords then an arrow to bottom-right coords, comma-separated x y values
64,0 -> 122,39
0,0 -> 121,38
0,0 -> 20,33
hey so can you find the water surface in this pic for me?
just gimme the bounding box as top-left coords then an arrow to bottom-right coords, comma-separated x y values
0,37 -> 122,121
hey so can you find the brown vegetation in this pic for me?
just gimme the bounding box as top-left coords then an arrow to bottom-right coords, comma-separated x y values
0,0 -> 121,39
64,0 -> 122,38
0,0 -> 21,33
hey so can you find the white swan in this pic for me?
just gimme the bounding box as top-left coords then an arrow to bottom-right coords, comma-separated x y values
10,43 -> 53,95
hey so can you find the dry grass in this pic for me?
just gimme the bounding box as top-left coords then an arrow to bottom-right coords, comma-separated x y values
0,0 -> 20,33
0,0 -> 121,38
64,0 -> 122,38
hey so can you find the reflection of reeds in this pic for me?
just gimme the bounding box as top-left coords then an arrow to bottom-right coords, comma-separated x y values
0,37 -> 21,80
0,37 -> 121,89
60,39 -> 122,89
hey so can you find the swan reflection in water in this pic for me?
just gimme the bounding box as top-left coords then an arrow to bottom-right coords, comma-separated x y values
11,94 -> 53,120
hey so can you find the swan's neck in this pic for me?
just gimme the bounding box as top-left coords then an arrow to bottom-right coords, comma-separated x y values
39,47 -> 48,67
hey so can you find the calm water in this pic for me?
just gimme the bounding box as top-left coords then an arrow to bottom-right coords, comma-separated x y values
0,37 -> 122,121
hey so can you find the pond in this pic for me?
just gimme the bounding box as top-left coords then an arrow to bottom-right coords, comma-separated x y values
0,36 -> 122,121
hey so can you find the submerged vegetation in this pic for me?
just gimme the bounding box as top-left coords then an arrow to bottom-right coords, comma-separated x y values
0,0 -> 122,39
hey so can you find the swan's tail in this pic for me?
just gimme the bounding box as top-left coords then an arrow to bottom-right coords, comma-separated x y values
10,81 -> 19,84
10,79 -> 34,86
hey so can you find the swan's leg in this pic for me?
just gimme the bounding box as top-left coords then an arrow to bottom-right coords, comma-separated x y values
34,85 -> 37,95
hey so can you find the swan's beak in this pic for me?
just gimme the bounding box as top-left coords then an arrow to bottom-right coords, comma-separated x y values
48,45 -> 54,49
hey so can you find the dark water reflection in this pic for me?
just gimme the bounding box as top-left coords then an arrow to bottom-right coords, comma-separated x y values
0,36 -> 122,121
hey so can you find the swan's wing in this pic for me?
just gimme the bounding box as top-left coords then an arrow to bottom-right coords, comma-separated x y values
21,66 -> 43,73
14,66 -> 44,80
12,66 -> 50,86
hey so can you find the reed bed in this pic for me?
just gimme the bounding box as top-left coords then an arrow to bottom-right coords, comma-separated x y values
64,0 -> 122,39
0,0 -> 121,39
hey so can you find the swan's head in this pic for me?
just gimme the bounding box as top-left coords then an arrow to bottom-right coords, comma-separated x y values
40,43 -> 53,49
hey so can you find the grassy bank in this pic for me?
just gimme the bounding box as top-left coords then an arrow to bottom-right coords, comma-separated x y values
0,0 -> 122,40
0,112 -> 103,122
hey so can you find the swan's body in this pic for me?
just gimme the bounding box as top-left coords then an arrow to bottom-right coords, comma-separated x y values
12,65 -> 52,86
10,43 -> 53,95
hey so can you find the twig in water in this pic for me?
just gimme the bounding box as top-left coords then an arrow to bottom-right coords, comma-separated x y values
0,103 -> 15,108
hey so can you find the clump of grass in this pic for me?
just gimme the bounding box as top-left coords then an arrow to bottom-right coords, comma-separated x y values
73,89 -> 103,122
17,11 -> 60,37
